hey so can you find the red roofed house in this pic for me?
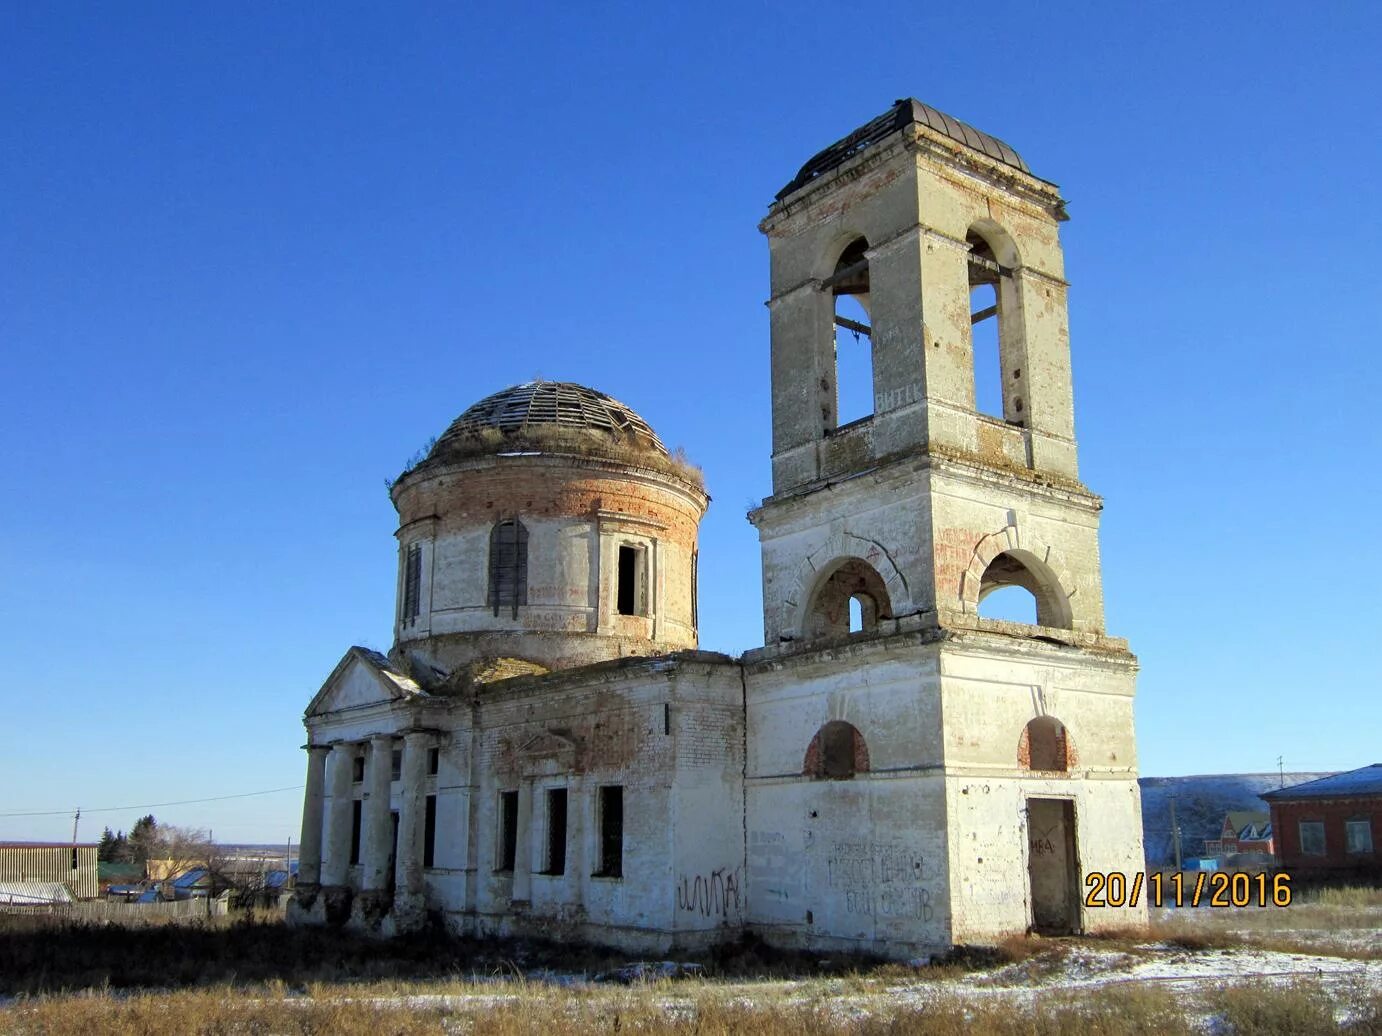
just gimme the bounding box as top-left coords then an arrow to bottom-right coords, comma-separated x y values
1204,811 -> 1274,859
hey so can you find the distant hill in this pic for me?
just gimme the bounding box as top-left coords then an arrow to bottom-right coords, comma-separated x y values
1138,773 -> 1334,866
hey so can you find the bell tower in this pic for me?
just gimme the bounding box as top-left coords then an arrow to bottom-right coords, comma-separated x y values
742,101 -> 1144,955
752,99 -> 1108,647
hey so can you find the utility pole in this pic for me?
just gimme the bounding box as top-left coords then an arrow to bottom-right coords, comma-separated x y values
207,828 -> 214,921
1170,797 -> 1182,872
1278,755 -> 1285,788
70,808 -> 81,888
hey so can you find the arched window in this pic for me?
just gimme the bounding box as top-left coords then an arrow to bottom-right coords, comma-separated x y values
803,557 -> 892,639
488,519 -> 528,618
803,720 -> 870,779
966,225 -> 1023,425
828,236 -> 873,428
1019,716 -> 1074,773
977,550 -> 1071,629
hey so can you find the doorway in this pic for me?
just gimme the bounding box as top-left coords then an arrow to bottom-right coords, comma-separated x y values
1026,798 -> 1080,934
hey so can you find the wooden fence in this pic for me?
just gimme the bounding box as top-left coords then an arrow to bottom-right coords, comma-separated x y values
0,897 -> 230,923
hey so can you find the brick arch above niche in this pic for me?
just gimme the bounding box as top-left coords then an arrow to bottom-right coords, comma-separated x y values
780,531 -> 909,642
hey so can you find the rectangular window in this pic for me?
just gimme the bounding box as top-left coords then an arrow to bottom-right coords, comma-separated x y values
596,785 -> 623,878
349,800 -> 363,865
617,545 -> 646,616
428,747 -> 440,776
352,755 -> 365,783
543,788 -> 568,875
423,794 -> 437,868
497,790 -> 518,872
1345,819 -> 1373,855
391,749 -> 402,782
402,542 -> 423,622
1299,820 -> 1326,856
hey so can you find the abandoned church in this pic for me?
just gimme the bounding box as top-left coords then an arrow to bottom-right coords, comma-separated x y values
288,99 -> 1147,956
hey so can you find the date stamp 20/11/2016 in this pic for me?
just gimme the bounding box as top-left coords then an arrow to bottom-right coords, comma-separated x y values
1083,871 -> 1293,909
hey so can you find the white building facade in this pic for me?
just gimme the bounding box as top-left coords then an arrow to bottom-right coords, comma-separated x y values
290,99 -> 1146,956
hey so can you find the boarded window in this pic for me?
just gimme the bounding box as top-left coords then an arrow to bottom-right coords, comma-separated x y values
349,800 -> 362,865
423,794 -> 437,868
596,785 -> 623,878
489,520 -> 529,618
390,749 -> 402,782
1299,820 -> 1326,856
804,721 -> 869,780
543,788 -> 568,875
822,723 -> 856,778
402,542 -> 423,622
1345,819 -> 1373,855
1022,717 -> 1072,773
427,747 -> 440,776
497,791 -> 518,872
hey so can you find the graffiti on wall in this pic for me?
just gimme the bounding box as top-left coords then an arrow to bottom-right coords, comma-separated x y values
828,841 -> 933,921
675,866 -> 742,919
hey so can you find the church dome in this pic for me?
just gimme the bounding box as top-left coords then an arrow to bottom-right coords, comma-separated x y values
408,381 -> 692,482
441,381 -> 665,453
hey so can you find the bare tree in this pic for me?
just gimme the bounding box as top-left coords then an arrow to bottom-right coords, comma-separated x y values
146,825 -> 222,898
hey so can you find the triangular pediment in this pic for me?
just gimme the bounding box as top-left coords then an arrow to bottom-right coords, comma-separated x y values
305,647 -> 424,717
518,730 -> 578,758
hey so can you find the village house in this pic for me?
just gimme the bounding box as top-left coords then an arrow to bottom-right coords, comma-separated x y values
1264,763 -> 1381,882
0,842 -> 98,900
289,99 -> 1147,957
1203,811 -> 1274,859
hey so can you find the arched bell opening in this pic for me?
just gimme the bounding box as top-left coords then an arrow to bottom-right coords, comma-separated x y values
804,557 -> 893,639
977,550 -> 1071,629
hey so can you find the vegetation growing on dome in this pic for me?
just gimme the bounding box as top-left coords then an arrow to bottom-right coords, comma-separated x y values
388,424 -> 704,491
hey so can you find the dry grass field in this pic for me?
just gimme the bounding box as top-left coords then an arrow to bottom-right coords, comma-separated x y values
1,887 -> 1379,1034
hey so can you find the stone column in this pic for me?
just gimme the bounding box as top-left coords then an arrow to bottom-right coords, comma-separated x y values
297,744 -> 331,887
321,744 -> 354,887
567,775 -> 586,908
361,735 -> 395,893
395,732 -> 430,900
512,778 -> 533,902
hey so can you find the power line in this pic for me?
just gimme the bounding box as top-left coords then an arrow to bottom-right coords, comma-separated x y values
0,785 -> 303,818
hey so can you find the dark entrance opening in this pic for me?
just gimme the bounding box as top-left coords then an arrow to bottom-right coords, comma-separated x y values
617,546 -> 638,615
1026,798 -> 1080,934
596,785 -> 623,877
544,788 -> 568,875
498,791 -> 518,871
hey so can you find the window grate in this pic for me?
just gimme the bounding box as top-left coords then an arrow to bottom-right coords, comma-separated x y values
489,520 -> 529,618
402,543 -> 423,622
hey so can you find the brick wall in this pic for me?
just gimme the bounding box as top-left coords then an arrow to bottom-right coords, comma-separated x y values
1269,797 -> 1381,879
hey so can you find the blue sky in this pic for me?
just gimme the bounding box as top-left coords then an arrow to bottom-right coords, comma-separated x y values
3,2 -> 1379,843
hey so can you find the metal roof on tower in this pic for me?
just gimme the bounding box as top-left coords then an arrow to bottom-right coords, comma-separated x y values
776,98 -> 1029,201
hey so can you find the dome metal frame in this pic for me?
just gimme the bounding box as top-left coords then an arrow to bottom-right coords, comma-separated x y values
431,381 -> 668,458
